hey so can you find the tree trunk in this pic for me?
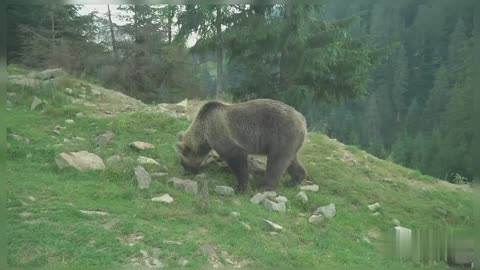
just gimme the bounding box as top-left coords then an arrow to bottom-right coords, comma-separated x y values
167,7 -> 173,43
215,6 -> 223,99
107,5 -> 118,63
50,4 -> 55,53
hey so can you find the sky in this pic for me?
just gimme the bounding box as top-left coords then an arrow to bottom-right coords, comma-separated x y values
78,5 -> 197,47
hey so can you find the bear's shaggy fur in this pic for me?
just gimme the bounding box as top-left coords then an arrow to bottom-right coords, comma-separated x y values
176,99 -> 307,192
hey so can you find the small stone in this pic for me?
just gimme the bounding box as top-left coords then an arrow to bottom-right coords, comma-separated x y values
20,212 -> 33,218
139,249 -> 148,257
137,156 -> 160,166
55,151 -> 105,171
151,194 -> 174,203
300,184 -> 319,192
214,186 -> 234,196
8,133 -> 21,141
151,258 -> 164,268
313,203 -> 336,218
96,130 -> 114,147
27,196 -> 36,202
250,193 -> 266,204
275,196 -> 288,203
263,191 -> 277,197
393,219 -> 401,226
135,166 -> 151,189
75,112 -> 85,118
30,96 -> 43,111
80,210 -> 109,216
178,258 -> 188,267
263,219 -> 283,231
106,155 -> 123,166
308,214 -> 324,224
372,212 -> 381,216
436,207 -> 447,215
362,237 -> 372,244
263,199 -> 286,212
241,221 -> 251,230
129,141 -> 155,150
168,178 -> 198,194
144,128 -> 157,134
64,87 -> 73,94
295,191 -> 308,203
65,119 -> 75,125
230,212 -> 240,218
368,202 -> 381,212
194,173 -> 206,179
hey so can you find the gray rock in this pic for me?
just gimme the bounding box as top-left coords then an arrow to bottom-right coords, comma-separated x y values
248,156 -> 267,174
263,219 -> 283,231
106,155 -> 123,166
75,112 -> 85,118
168,177 -> 198,194
393,218 -> 401,226
263,191 -> 277,197
241,221 -> 251,230
19,212 -> 33,218
313,203 -> 336,218
65,119 -> 75,124
129,141 -> 155,150
230,212 -> 240,218
55,151 -> 105,171
37,68 -> 64,80
308,215 -> 324,224
368,202 -> 381,212
30,96 -> 43,111
372,212 -> 381,216
64,87 -> 73,95
135,166 -> 151,189
214,186 -> 234,196
8,133 -> 27,142
275,196 -> 288,203
250,193 -> 266,204
96,130 -> 114,147
300,184 -> 319,192
137,156 -> 160,166
263,199 -> 286,212
144,128 -> 157,134
295,191 -> 308,203
151,194 -> 174,203
80,210 -> 109,216
178,258 -> 189,267
436,207 -> 447,215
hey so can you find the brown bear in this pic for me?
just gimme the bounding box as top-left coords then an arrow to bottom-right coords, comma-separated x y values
176,99 -> 307,192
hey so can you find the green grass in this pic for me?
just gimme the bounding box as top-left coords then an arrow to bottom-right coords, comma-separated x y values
6,87 -> 473,268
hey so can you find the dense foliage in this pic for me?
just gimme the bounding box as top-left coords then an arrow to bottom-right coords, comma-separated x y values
7,1 -> 478,182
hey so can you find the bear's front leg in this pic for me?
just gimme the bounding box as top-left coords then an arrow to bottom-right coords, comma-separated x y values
216,146 -> 249,193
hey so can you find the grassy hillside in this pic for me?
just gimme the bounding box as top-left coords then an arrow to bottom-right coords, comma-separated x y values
6,67 -> 473,268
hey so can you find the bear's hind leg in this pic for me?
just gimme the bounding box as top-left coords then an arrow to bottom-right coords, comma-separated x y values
263,153 -> 292,191
286,156 -> 306,187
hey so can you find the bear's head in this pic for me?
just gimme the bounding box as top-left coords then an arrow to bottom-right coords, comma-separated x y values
175,132 -> 205,174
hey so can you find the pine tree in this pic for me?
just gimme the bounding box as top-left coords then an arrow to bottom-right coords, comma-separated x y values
391,44 -> 409,122
405,97 -> 422,135
448,18 -> 469,85
423,65 -> 450,131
